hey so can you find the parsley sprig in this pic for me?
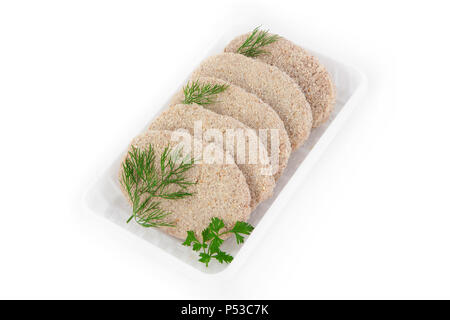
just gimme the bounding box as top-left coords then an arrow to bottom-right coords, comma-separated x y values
182,80 -> 228,106
121,144 -> 195,228
183,217 -> 254,267
236,26 -> 279,58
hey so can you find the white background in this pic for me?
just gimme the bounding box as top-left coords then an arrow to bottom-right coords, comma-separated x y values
1,0 -> 449,299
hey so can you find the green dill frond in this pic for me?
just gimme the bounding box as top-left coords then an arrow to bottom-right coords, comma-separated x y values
182,80 -> 229,105
134,201 -> 174,228
236,26 -> 279,58
121,144 -> 196,228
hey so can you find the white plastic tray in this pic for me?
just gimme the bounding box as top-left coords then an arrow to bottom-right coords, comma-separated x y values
84,28 -> 367,276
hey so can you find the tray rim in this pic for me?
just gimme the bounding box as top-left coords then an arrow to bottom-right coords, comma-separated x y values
83,33 -> 368,278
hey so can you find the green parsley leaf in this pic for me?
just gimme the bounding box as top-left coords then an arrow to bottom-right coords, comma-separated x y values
209,237 -> 224,254
182,231 -> 198,246
209,217 -> 225,233
231,221 -> 254,244
202,228 -> 214,242
199,253 -> 211,266
231,221 -> 254,235
234,233 -> 245,245
182,217 -> 254,267
213,250 -> 234,264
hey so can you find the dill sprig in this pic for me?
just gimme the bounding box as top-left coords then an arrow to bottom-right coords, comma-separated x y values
182,80 -> 229,106
236,26 -> 279,58
121,144 -> 195,228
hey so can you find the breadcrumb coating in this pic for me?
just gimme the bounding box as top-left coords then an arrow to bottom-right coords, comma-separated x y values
148,104 -> 275,209
170,76 -> 291,180
118,130 -> 251,239
225,34 -> 336,127
191,53 -> 312,150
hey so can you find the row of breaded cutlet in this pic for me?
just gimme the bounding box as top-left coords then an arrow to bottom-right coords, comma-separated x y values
119,28 -> 336,240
